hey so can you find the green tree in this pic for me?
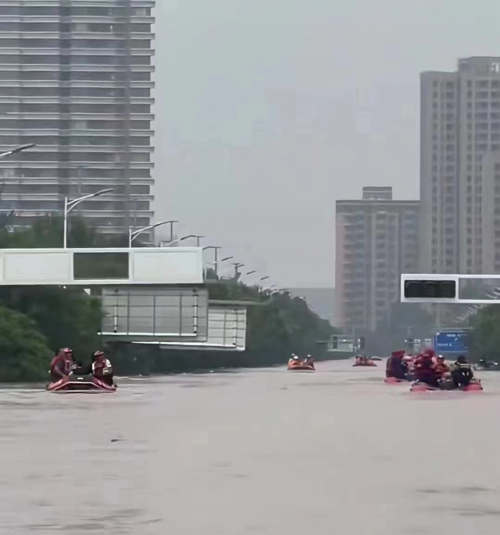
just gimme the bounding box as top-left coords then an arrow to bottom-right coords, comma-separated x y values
208,282 -> 337,366
0,286 -> 102,361
469,305 -> 500,360
0,306 -> 52,382
0,214 -> 133,249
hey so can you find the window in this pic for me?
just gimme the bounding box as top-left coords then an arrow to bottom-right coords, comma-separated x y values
67,135 -> 150,147
72,55 -> 119,65
0,6 -> 60,16
132,72 -> 151,81
71,87 -> 126,98
73,184 -> 150,196
126,87 -> 155,98
0,119 -> 60,129
70,104 -> 125,114
72,23 -> 151,34
92,217 -> 149,227
70,39 -> 127,50
130,24 -> 151,33
130,39 -> 152,49
71,71 -> 124,82
132,8 -> 151,16
0,22 -> 59,31
130,56 -> 151,66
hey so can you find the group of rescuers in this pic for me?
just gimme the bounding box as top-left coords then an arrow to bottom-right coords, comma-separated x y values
386,349 -> 474,388
49,347 -> 114,386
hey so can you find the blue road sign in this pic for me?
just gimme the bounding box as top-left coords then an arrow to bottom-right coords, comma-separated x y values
434,331 -> 468,354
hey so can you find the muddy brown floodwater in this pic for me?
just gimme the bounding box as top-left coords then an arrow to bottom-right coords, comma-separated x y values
1,360 -> 500,534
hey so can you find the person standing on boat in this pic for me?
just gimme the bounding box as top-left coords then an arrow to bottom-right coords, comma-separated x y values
92,350 -> 114,386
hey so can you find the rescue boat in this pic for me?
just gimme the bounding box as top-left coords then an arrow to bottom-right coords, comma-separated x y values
353,358 -> 377,367
384,376 -> 404,384
287,360 -> 315,371
46,374 -> 116,393
410,379 -> 483,393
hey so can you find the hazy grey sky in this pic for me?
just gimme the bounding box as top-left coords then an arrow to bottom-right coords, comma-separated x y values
153,0 -> 500,288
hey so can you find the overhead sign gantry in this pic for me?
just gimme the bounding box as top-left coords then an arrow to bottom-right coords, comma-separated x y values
401,273 -> 500,305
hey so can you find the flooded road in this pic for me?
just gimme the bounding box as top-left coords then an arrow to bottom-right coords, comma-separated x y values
2,360 -> 500,534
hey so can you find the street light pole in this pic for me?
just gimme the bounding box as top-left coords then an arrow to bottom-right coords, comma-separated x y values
0,143 -> 36,161
63,188 -> 113,248
168,220 -> 179,243
129,220 -> 178,247
203,246 -> 221,276
164,234 -> 196,247
232,262 -> 244,280
204,256 -> 233,279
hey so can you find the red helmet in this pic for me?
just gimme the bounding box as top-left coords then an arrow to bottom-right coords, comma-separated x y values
93,350 -> 104,358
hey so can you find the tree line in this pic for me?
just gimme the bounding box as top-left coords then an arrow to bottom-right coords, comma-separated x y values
0,217 -> 337,382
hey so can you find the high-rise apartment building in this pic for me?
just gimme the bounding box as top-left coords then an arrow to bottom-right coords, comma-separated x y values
0,0 -> 155,234
335,187 -> 420,332
421,57 -> 500,274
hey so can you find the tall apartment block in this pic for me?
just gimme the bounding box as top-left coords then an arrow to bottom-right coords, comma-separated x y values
0,0 -> 155,234
335,187 -> 420,332
421,57 -> 500,274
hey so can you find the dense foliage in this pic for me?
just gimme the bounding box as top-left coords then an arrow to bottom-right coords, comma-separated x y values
0,306 -> 52,382
469,305 -> 500,361
0,217 -> 337,381
210,280 -> 336,365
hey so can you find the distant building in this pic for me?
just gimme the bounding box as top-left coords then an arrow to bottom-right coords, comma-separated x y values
420,56 -> 500,274
362,187 -> 393,201
0,0 -> 155,235
335,187 -> 420,332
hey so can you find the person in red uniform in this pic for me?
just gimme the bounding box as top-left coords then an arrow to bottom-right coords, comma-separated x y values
49,348 -> 73,383
414,349 -> 440,387
386,350 -> 408,379
434,355 -> 450,378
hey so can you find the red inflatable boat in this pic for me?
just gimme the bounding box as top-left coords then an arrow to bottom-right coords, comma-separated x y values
410,379 -> 483,393
353,358 -> 377,367
46,375 -> 116,393
288,359 -> 315,371
384,376 -> 404,384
